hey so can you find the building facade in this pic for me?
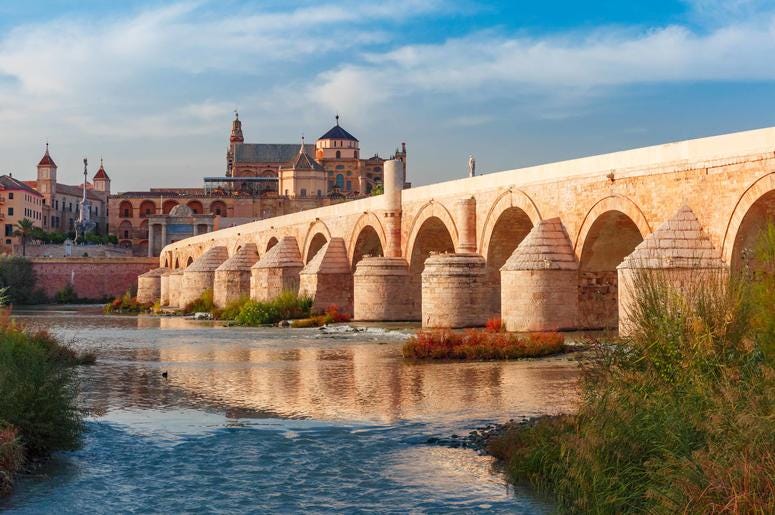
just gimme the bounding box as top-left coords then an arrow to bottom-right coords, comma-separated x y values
0,175 -> 44,252
110,114 -> 407,256
23,145 -> 110,236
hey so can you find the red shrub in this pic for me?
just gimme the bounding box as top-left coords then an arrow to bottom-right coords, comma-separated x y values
324,305 -> 352,323
403,329 -> 565,360
485,317 -> 504,333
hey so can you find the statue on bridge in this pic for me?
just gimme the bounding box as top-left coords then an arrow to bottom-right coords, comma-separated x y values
468,154 -> 476,177
75,157 -> 96,244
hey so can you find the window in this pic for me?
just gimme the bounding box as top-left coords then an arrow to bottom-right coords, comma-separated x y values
346,181 -> 352,192
354,151 -> 358,159
300,188 -> 307,198
4,239 -> 9,245
335,165 -> 344,170
215,208 -> 221,216
336,150 -> 341,159
123,230 -> 129,238
317,190 -> 322,198
7,208 -> 13,216
123,208 -> 130,217
335,174 -> 344,189
145,209 -> 151,216
4,225 -> 12,237
8,193 -> 13,200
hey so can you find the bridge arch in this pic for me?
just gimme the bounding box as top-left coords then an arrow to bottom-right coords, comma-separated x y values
576,196 -> 649,329
722,172 -> 775,272
404,201 -> 459,260
478,189 -> 542,257
479,190 -> 540,317
303,220 -> 332,263
265,236 -> 279,253
348,212 -> 387,270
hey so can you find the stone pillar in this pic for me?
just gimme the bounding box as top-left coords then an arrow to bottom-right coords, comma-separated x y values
383,159 -> 404,258
618,205 -> 727,336
137,267 -> 169,304
179,246 -> 229,308
353,257 -> 417,321
160,271 -> 171,306
421,253 -> 487,328
161,223 -> 167,250
213,243 -> 259,308
500,218 -> 579,332
250,236 -> 303,301
299,237 -> 353,315
455,197 -> 477,253
147,223 -> 154,257
167,270 -> 184,308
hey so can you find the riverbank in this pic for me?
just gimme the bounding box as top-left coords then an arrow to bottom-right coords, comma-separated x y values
0,313 -> 91,497
481,266 -> 775,513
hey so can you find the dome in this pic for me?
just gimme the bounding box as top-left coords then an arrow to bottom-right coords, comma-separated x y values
169,204 -> 194,217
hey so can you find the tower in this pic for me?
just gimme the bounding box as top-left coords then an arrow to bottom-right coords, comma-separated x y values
36,143 -> 57,197
226,110 -> 244,177
394,142 -> 408,186
93,158 -> 111,195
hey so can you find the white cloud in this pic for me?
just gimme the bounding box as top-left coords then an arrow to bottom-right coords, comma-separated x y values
310,15 -> 775,115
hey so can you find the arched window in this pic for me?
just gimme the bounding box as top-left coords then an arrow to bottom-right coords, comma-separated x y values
335,174 -> 344,189
336,150 -> 341,159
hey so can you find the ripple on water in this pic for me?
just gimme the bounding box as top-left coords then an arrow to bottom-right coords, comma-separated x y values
3,308 -> 579,513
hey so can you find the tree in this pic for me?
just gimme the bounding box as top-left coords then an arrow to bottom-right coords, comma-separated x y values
13,218 -> 34,257
371,184 -> 384,196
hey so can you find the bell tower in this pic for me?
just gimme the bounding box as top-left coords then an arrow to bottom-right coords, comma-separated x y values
226,110 -> 244,177
36,142 -> 57,197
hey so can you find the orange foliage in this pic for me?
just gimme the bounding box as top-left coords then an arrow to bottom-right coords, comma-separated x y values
324,305 -> 351,323
485,317 -> 503,332
403,329 -> 565,360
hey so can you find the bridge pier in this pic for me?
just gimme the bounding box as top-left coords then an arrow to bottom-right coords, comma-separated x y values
179,246 -> 229,308
136,267 -> 169,304
250,236 -> 303,301
299,237 -> 353,315
160,271 -> 171,306
213,243 -> 259,308
353,257 -> 416,321
500,218 -> 579,332
167,270 -> 184,308
421,253 -> 488,328
617,205 -> 726,335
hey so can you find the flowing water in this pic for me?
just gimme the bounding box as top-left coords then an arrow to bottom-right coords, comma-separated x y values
2,307 -> 581,514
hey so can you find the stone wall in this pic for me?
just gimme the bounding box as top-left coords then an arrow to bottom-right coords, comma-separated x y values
30,257 -> 158,300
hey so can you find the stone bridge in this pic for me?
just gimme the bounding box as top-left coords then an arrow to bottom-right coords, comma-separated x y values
139,126 -> 775,332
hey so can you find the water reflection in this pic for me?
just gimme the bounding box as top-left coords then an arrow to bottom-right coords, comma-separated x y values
13,308 -> 580,427
6,308 -> 581,514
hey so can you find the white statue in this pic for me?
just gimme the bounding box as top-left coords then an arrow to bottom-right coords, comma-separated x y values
468,154 -> 476,177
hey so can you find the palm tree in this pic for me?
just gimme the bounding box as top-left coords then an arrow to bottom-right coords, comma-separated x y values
13,218 -> 34,257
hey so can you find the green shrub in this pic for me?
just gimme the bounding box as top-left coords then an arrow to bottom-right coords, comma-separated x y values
488,263 -> 775,513
0,257 -> 38,305
234,292 -> 313,326
0,317 -> 85,460
184,288 -> 214,314
103,290 -> 151,314
55,283 -> 78,304
216,296 -> 250,321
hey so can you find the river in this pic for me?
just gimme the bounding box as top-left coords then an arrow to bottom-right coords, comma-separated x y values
2,306 -> 580,514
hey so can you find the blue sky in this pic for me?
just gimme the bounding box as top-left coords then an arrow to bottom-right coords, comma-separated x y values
1,0 -> 774,191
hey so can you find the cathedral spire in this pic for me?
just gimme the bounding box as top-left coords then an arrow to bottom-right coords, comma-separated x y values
230,110 -> 244,143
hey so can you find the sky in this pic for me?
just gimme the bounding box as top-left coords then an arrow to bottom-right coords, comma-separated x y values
1,0 -> 775,192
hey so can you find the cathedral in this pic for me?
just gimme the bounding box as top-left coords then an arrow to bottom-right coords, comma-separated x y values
224,113 -> 407,196
108,114 -> 407,256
